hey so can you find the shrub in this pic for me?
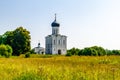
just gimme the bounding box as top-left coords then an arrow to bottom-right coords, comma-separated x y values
6,45 -> 13,57
78,46 -> 105,56
66,52 -> 72,56
30,49 -> 36,54
91,49 -> 98,56
0,44 -> 7,56
78,49 -> 83,56
0,44 -> 12,58
67,48 -> 80,55
82,48 -> 92,56
112,50 -> 120,55
25,52 -> 30,58
91,46 -> 106,56
105,49 -> 113,55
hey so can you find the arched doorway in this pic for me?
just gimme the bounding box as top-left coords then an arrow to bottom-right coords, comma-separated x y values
58,50 -> 61,55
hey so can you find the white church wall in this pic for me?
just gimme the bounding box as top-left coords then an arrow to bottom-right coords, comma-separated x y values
50,35 -> 67,54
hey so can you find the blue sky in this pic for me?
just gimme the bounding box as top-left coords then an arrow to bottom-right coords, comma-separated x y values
0,0 -> 120,50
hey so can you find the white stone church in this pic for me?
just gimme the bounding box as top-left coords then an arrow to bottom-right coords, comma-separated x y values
45,14 -> 67,55
32,42 -> 45,54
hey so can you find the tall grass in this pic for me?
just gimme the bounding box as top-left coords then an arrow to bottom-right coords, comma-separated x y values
0,55 -> 120,80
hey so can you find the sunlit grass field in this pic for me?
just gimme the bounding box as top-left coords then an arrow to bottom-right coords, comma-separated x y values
0,55 -> 120,80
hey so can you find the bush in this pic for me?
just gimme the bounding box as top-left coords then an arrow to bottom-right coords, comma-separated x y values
67,48 -> 80,55
6,45 -> 13,57
91,46 -> 106,56
0,44 -> 7,56
78,49 -> 83,56
81,48 -> 90,56
25,52 -> 30,58
81,47 -> 98,56
0,44 -> 12,58
112,50 -> 120,55
78,46 -> 105,56
30,49 -> 36,54
105,49 -> 113,55
69,46 -> 120,56
66,52 -> 72,56
91,49 -> 98,56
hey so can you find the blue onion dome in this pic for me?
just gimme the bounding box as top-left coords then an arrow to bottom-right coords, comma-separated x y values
38,42 -> 40,46
51,20 -> 60,27
51,14 -> 60,27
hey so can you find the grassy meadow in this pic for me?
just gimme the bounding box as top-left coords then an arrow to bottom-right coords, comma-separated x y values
0,55 -> 120,80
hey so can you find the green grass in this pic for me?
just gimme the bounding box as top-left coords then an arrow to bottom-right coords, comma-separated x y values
0,55 -> 120,80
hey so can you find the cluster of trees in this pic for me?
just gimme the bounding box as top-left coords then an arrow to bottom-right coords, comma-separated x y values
67,46 -> 120,56
1,26 -> 120,58
0,27 -> 31,57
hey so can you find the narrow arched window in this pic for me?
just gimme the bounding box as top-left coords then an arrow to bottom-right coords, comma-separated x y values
63,40 -> 65,44
54,30 -> 55,34
54,40 -> 55,45
59,40 -> 60,45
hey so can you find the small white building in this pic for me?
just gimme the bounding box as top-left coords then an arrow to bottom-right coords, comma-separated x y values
33,43 -> 45,54
45,14 -> 67,55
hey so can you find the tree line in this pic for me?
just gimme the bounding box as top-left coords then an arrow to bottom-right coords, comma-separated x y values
0,26 -> 120,58
0,27 -> 31,57
66,46 -> 120,56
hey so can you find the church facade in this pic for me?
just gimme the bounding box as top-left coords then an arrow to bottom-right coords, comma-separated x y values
45,14 -> 67,55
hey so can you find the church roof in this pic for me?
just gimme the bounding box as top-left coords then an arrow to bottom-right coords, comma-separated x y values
51,14 -> 60,27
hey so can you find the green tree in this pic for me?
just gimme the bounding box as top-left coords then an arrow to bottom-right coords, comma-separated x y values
0,27 -> 31,56
0,31 -> 14,49
112,50 -> 120,55
67,47 -> 80,55
91,46 -> 106,56
78,46 -> 106,56
3,31 -> 14,45
66,49 -> 72,56
91,48 -> 98,56
0,35 -> 2,44
81,47 -> 97,56
70,47 -> 76,55
11,27 -> 31,56
75,48 -> 80,55
78,49 -> 83,56
105,49 -> 113,55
